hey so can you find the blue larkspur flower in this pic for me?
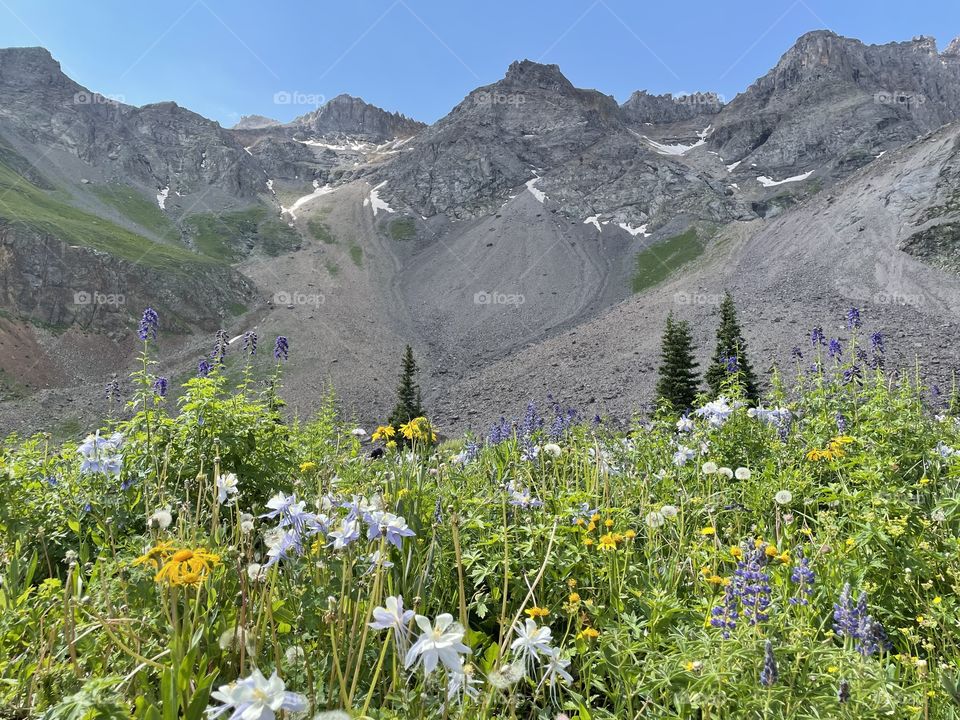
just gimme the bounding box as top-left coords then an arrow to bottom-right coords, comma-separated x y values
487,417 -> 512,445
759,640 -> 778,686
273,335 -> 289,361
138,307 -> 159,341
152,376 -> 168,397
810,327 -> 825,346
833,583 -> 890,656
870,331 -> 885,354
212,329 -> 229,365
243,331 -> 258,356
197,359 -> 212,377
789,548 -> 815,606
846,307 -> 861,329
828,338 -> 843,359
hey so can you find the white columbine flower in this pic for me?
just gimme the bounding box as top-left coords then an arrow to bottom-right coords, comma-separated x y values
404,613 -> 472,675
676,416 -> 695,433
148,508 -> 172,531
510,618 -> 554,668
208,668 -> 306,720
542,443 -> 562,458
735,467 -> 751,480
369,595 -> 416,652
774,490 -> 793,505
216,473 -> 239,505
701,461 -> 718,475
672,445 -> 695,466
539,649 -> 574,694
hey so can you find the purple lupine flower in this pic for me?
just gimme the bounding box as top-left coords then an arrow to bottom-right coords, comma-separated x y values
520,401 -> 543,438
828,338 -> 843,359
837,679 -> 850,703
243,331 -> 258,356
273,335 -> 289,361
833,584 -> 890,656
846,307 -> 861,329
105,375 -> 122,403
870,331 -> 885,354
759,640 -> 778,686
736,546 -> 772,626
197,359 -> 212,377
810,327 -> 825,346
152,376 -> 168,398
723,355 -> 739,373
791,346 -> 804,360
932,384 -> 942,399
842,366 -> 862,385
487,417 -> 512,445
710,581 -> 741,639
789,549 -> 815,606
855,348 -> 868,363
212,329 -> 229,365
835,412 -> 846,433
137,307 -> 159,341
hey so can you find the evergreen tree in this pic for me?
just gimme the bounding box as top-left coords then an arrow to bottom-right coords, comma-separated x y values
389,345 -> 423,427
655,313 -> 700,412
705,291 -> 759,402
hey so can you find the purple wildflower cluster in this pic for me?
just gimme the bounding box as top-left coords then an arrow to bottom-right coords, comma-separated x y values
833,583 -> 890,656
487,417 -> 512,445
78,431 -> 124,478
273,335 -> 289,361
152,376 -> 168,398
242,331 -> 258,356
711,543 -> 772,638
548,398 -> 578,440
105,375 -> 122,403
137,307 -> 159,342
212,329 -> 229,365
789,548 -> 815,605
759,640 -> 778,687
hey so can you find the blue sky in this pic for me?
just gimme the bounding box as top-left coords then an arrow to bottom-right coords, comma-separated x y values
1,0 -> 958,126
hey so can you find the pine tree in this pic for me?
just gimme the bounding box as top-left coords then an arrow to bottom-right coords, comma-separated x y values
655,313 -> 700,412
705,291 -> 759,402
389,345 -> 423,427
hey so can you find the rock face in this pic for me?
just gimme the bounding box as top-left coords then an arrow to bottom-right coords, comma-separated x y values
621,90 -> 723,125
289,94 -> 424,141
233,114 -> 281,130
711,31 -> 960,178
0,47 -> 266,202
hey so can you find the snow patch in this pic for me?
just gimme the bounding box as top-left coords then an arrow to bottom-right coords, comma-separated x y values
266,179 -> 274,194
281,182 -> 335,219
525,177 -> 548,203
618,222 -> 650,237
156,186 -> 169,210
584,215 -> 602,231
643,135 -> 705,156
726,160 -> 742,172
756,170 -> 814,188
243,146 -> 254,156
369,181 -> 395,216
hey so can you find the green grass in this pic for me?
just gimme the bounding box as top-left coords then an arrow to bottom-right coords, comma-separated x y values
183,207 -> 300,261
349,244 -> 364,268
388,217 -> 417,241
631,228 -> 705,293
90,184 -> 178,239
0,157 -> 218,274
307,219 -> 337,244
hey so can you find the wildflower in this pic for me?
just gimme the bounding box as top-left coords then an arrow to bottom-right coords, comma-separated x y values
366,511 -> 416,549
735,467 -> 751,480
511,618 -> 554,667
78,431 -> 124,477
846,307 -> 861,329
676,416 -> 695,433
247,563 -> 267,582
837,679 -> 850,703
132,540 -> 177,570
239,513 -> 255,534
701,461 -> 719,475
372,425 -> 396,442
577,627 -> 599,640
717,466 -> 734,479
405,614 -> 472,675
218,626 -> 256,655
748,406 -> 793,427
148,508 -> 172,531
568,592 -> 581,604
730,546 -> 743,559
299,461 -> 316,473
487,417 -> 512,445
542,443 -> 562,458
694,397 -> 741,427
155,548 -> 220,586
197,359 -> 212,377
789,549 -> 815,605
598,533 -> 618,551
672,445 -> 696,466
216,473 -> 239,505
645,510 -> 666,529
624,529 -> 636,540
582,537 -> 595,547
870,331 -> 885,354
137,307 -> 159,341
828,338 -> 843,359
400,416 -> 436,442
774,490 -> 793,505
284,646 -> 305,664
539,650 -> 574,696
833,584 -> 890,656
810,327 -> 825,346
524,606 -> 550,619
759,640 -> 778,686
152,376 -> 168,398
660,505 -> 678,519
212,329 -> 229,365
242,331 -> 258,356
507,483 -> 543,509
487,661 -> 525,689
273,335 -> 289,361
328,518 -> 361,550
370,595 -> 416,652
207,668 -> 306,720
700,526 -> 716,536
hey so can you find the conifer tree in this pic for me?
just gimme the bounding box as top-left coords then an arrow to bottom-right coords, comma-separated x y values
705,291 -> 759,402
655,313 -> 700,412
389,345 -> 424,427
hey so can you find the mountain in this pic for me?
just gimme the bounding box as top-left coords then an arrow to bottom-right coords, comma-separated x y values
2,32 -> 960,439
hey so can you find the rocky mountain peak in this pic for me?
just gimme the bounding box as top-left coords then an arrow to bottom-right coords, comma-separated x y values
501,60 -> 574,92
944,36 -> 960,58
0,46 -> 75,89
621,89 -> 723,124
290,93 -> 424,141
233,114 -> 280,130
